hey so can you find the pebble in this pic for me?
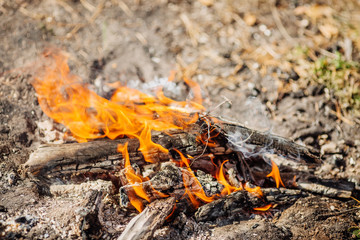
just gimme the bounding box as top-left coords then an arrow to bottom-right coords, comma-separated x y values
251,223 -> 259,229
7,172 -> 17,185
254,214 -> 262,220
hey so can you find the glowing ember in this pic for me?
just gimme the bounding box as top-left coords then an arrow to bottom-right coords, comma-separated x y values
267,160 -> 285,188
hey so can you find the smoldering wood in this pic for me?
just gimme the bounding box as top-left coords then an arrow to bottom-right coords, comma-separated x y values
253,169 -> 355,199
195,188 -> 307,222
117,162 -> 330,220
117,197 -> 175,240
22,119 -> 320,180
118,162 -> 224,211
23,118 -> 356,204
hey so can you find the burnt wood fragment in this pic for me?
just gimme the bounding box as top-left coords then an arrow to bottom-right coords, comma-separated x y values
117,197 -> 175,240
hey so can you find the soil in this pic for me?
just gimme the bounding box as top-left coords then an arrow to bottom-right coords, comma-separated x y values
1,0 -> 360,239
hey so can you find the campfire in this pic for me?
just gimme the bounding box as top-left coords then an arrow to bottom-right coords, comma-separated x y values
22,51 -> 355,239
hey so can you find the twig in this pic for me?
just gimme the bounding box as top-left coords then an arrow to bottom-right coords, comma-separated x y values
207,96 -> 232,115
190,116 -> 211,167
80,0 -> 96,12
316,206 -> 360,220
116,0 -> 134,18
271,6 -> 294,43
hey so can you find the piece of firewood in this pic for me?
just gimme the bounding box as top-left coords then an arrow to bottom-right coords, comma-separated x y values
215,119 -> 320,164
297,180 -> 353,198
117,197 -> 175,240
21,119 -> 320,180
22,130 -> 204,179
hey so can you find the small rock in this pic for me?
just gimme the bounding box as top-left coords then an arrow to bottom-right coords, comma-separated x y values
15,216 -> 28,224
251,223 -> 259,229
303,137 -> 314,145
254,214 -> 262,220
7,172 -> 17,185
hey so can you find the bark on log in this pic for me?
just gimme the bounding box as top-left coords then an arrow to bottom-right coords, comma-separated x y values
297,180 -> 353,198
22,120 -> 320,180
22,130 -> 203,179
117,197 -> 175,240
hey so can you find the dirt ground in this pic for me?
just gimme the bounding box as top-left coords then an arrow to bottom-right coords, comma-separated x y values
1,0 -> 360,239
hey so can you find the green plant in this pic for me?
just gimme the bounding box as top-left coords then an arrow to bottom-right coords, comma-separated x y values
348,226 -> 360,239
313,51 -> 360,115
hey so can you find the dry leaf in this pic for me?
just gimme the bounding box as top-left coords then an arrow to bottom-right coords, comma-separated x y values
244,13 -> 257,26
319,24 -> 339,39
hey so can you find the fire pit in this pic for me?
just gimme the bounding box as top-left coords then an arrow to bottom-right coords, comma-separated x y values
17,51 -> 357,239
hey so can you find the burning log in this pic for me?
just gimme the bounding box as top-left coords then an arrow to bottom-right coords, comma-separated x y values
22,120 -> 320,181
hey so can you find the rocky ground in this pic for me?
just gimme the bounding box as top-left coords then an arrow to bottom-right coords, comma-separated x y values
1,0 -> 360,239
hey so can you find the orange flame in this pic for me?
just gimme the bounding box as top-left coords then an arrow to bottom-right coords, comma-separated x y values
244,182 -> 264,198
174,149 -> 214,207
266,160 -> 285,188
118,142 -> 150,212
253,203 -> 272,211
216,160 -> 242,196
196,124 -> 220,148
165,203 -> 177,221
32,52 -> 204,163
